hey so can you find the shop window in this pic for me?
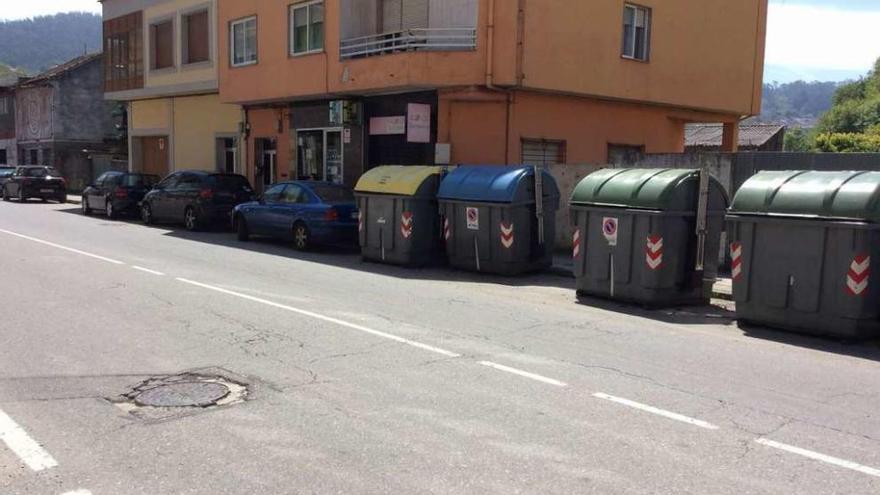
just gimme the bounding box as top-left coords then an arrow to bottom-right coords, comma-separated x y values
230,16 -> 258,67
521,139 -> 566,167
0,149 -> 7,165
184,10 -> 210,64
622,4 -> 651,61
290,1 -> 324,55
150,20 -> 175,70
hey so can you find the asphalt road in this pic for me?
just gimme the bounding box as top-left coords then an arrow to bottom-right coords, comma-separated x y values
1,200 -> 879,494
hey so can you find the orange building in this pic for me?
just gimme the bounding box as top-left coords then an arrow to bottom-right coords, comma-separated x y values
217,0 -> 767,188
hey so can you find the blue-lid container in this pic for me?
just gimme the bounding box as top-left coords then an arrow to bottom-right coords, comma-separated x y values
437,165 -> 560,205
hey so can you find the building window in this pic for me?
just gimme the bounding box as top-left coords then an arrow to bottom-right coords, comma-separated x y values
29,149 -> 39,165
0,149 -> 7,165
521,139 -> 567,167
104,11 -> 144,92
150,20 -> 175,70
622,4 -> 650,61
230,16 -> 258,67
290,1 -> 324,55
184,10 -> 210,64
0,97 -> 7,115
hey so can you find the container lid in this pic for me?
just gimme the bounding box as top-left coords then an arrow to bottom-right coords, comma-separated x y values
730,170 -> 880,222
571,168 -> 706,211
437,165 -> 559,204
354,165 -> 446,196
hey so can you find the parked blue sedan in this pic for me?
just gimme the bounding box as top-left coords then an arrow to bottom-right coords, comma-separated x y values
233,181 -> 359,250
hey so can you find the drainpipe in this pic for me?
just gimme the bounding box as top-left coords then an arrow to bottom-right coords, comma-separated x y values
484,0 -> 513,163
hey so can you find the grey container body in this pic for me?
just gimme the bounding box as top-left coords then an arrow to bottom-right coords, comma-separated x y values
572,207 -> 725,307
727,216 -> 880,339
356,176 -> 443,267
438,200 -> 558,275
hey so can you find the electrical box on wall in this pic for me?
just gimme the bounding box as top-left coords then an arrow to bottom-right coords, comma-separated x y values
435,143 -> 451,165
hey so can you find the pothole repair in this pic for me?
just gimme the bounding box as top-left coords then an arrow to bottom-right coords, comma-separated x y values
112,372 -> 248,419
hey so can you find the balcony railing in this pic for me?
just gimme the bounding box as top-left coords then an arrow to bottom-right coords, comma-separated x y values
340,28 -> 477,60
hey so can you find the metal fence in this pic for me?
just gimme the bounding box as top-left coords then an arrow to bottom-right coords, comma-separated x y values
339,28 -> 477,59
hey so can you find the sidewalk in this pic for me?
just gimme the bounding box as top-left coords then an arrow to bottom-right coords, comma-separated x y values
66,194 -> 81,205
550,253 -> 733,301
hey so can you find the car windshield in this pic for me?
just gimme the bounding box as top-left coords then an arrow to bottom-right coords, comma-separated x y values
310,185 -> 354,203
0,168 -> 14,177
123,174 -> 160,187
23,167 -> 61,177
208,174 -> 252,192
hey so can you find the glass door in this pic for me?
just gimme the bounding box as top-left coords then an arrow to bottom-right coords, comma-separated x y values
325,130 -> 343,184
297,130 -> 324,181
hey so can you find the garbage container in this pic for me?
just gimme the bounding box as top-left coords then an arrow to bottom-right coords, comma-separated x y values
570,168 -> 728,306
354,165 -> 449,266
727,170 -> 880,339
437,165 -> 559,275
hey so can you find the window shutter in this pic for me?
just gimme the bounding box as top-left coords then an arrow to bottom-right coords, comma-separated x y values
522,139 -> 566,167
401,0 -> 428,30
382,0 -> 402,32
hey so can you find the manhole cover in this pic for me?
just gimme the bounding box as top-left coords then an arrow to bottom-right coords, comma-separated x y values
135,381 -> 230,407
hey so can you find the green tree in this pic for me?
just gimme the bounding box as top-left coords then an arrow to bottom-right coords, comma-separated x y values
811,57 -> 880,152
784,128 -> 815,152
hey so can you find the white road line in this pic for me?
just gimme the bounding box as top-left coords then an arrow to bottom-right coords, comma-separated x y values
592,392 -> 719,430
0,228 -> 124,265
479,361 -> 568,387
0,408 -> 58,471
132,265 -> 165,276
756,438 -> 880,478
175,277 -> 461,358
61,490 -> 93,495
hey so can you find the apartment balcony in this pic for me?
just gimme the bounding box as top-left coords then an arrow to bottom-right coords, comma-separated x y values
340,28 -> 476,59
339,0 -> 478,60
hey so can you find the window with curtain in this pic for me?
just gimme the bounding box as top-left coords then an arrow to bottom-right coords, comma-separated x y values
622,4 -> 651,61
290,1 -> 324,55
151,20 -> 174,70
184,10 -> 210,64
230,16 -> 257,66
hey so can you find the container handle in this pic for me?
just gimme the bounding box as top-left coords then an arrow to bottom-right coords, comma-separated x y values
534,165 -> 545,245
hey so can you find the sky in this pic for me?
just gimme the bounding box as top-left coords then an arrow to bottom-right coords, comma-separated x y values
0,0 -> 878,82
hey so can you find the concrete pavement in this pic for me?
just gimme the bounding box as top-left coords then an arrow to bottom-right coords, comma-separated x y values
0,200 -> 878,494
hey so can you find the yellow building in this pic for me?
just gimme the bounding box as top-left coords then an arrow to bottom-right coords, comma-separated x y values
102,0 -> 241,177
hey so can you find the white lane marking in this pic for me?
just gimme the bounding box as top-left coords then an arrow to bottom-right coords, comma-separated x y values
756,438 -> 880,478
132,265 -> 165,276
0,408 -> 58,471
479,361 -> 568,387
61,490 -> 93,495
175,277 -> 461,358
592,392 -> 719,430
0,228 -> 124,265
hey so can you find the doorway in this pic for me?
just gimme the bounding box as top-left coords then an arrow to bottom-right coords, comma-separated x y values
296,128 -> 343,184
140,136 -> 169,177
254,138 -> 277,189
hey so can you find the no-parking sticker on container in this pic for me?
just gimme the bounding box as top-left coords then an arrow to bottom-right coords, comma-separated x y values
602,217 -> 618,246
466,207 -> 479,230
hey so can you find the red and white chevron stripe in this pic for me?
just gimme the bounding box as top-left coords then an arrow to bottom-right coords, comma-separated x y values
357,211 -> 363,233
400,212 -> 414,239
443,217 -> 451,241
730,242 -> 743,281
645,235 -> 663,270
846,254 -> 870,296
500,221 -> 514,249
572,228 -> 582,259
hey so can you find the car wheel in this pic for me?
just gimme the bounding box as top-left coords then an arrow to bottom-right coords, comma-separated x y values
236,215 -> 250,242
141,203 -> 154,225
106,200 -> 117,220
82,197 -> 91,215
184,207 -> 200,231
292,222 -> 311,251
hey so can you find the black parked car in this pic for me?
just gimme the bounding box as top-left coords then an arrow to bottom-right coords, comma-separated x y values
0,166 -> 14,189
1,166 -> 67,203
81,171 -> 160,219
140,170 -> 254,231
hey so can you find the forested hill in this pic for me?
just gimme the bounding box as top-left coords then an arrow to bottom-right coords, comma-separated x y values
754,80 -> 840,128
0,12 -> 102,75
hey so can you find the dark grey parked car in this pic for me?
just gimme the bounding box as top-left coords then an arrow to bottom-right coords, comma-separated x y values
140,170 -> 254,231
81,171 -> 160,219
